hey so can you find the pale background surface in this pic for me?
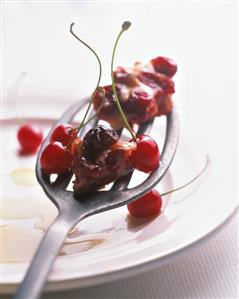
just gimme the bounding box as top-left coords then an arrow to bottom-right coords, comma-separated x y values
2,1 -> 238,298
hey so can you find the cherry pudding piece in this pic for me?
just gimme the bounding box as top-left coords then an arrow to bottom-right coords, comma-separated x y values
72,125 -> 136,194
93,56 -> 177,128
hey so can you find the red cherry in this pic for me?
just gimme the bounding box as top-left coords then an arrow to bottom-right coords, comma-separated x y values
93,85 -> 124,128
138,71 -> 175,95
125,88 -> 158,123
151,56 -> 177,78
17,124 -> 43,154
40,142 -> 72,175
50,124 -> 77,146
127,189 -> 162,218
131,135 -> 160,173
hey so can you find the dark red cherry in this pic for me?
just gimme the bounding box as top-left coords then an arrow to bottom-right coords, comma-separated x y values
127,189 -> 162,218
40,142 -> 72,175
131,134 -> 160,173
82,125 -> 119,159
151,56 -> 177,78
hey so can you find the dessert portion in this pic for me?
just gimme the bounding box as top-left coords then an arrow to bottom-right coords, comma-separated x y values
39,121 -> 160,195
93,56 -> 177,128
39,56 -> 176,195
16,21 -> 181,218
38,22 -> 173,214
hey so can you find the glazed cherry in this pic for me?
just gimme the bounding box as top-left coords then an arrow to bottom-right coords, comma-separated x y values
125,88 -> 158,123
50,124 -> 77,146
40,142 -> 72,175
131,134 -> 160,173
127,189 -> 162,218
93,85 -> 125,128
138,71 -> 175,95
151,56 -> 177,78
17,124 -> 43,154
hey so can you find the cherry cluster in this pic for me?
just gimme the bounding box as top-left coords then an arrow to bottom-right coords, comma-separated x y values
40,124 -> 77,175
39,124 -> 162,218
93,56 -> 177,128
38,124 -> 159,180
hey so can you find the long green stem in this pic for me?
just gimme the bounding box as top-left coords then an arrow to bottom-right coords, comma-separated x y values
70,23 -> 102,133
111,22 -> 137,142
161,156 -> 210,197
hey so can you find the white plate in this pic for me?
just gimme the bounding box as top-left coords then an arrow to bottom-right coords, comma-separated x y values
1,113 -> 238,294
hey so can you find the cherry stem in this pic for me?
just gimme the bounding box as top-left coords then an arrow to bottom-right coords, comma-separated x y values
66,90 -> 106,150
68,88 -> 106,134
83,89 -> 106,124
111,21 -> 137,142
161,155 -> 210,197
70,23 -> 102,134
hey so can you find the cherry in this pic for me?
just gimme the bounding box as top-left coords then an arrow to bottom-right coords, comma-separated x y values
50,124 -> 77,146
82,125 -> 119,159
93,85 -> 125,128
40,142 -> 72,175
131,134 -> 160,173
127,156 -> 210,218
125,88 -> 158,123
127,156 -> 209,218
138,71 -> 175,95
17,124 -> 43,154
151,56 -> 177,78
127,189 -> 162,218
